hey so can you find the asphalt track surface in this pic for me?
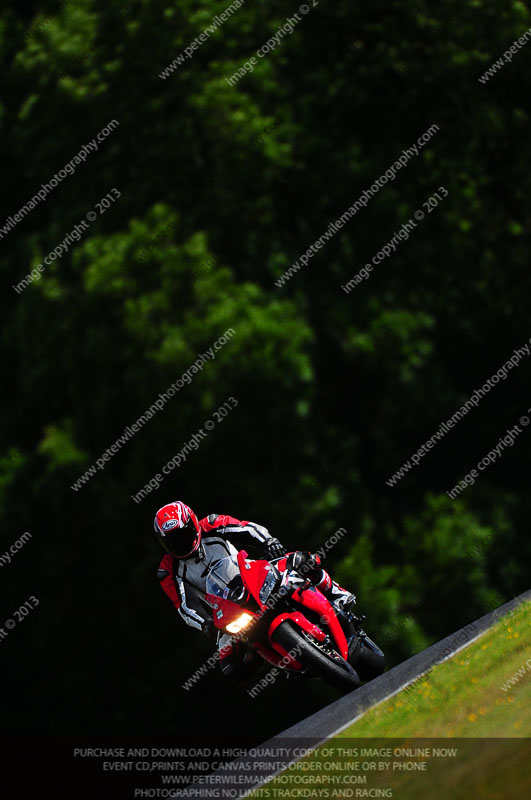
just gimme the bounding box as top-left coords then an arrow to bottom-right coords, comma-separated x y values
176,589 -> 531,798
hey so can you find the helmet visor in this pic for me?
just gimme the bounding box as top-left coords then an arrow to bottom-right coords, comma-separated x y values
164,517 -> 200,557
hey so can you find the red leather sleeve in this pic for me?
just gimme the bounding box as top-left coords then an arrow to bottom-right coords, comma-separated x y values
199,514 -> 249,532
216,514 -> 250,527
277,556 -> 289,572
157,554 -> 181,610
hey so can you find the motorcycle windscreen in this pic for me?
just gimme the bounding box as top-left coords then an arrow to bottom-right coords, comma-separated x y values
205,556 -> 247,603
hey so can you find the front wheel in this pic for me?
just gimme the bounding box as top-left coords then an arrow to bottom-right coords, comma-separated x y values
353,634 -> 385,682
271,621 -> 361,692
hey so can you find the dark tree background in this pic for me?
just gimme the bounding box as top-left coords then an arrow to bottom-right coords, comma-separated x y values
1,0 -> 530,758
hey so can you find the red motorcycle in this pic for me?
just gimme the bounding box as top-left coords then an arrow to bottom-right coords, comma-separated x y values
205,550 -> 385,691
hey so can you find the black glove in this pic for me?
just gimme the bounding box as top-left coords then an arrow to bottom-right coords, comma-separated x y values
264,537 -> 286,560
286,551 -> 323,582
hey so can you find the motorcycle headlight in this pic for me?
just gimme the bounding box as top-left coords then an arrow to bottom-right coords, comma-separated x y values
226,612 -> 254,634
259,568 -> 279,603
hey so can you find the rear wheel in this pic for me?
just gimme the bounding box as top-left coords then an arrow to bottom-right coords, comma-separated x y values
272,621 -> 361,692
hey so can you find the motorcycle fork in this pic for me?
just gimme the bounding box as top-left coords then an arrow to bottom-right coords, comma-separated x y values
337,610 -> 367,644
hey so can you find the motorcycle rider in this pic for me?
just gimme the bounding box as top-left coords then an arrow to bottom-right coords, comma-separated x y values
155,500 -> 355,682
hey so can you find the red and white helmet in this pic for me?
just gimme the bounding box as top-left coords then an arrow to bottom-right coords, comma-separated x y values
154,501 -> 201,558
